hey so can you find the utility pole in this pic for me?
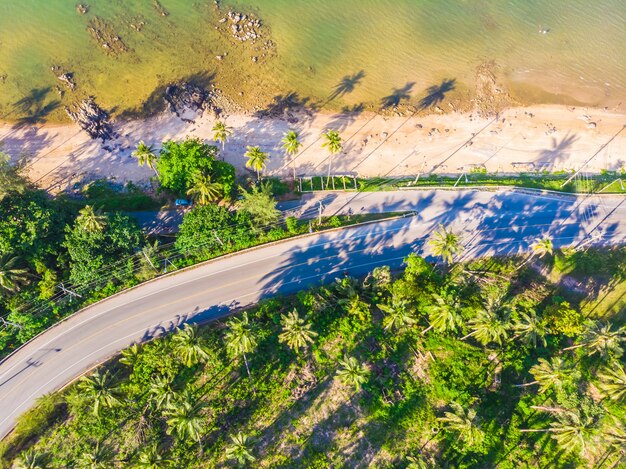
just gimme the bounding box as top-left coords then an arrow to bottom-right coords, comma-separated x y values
318,201 -> 324,225
58,283 -> 82,303
163,258 -> 175,274
141,249 -> 158,271
213,231 -> 225,248
0,317 -> 23,329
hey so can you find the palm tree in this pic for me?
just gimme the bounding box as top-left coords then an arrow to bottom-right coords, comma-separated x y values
512,309 -> 548,348
428,225 -> 463,265
186,172 -> 223,205
517,237 -> 554,270
563,321 -> 626,358
279,309 -> 318,352
245,146 -> 269,181
515,357 -> 575,394
132,141 -> 158,172
76,205 -> 106,232
171,324 -> 210,367
212,121 -> 232,152
15,449 -> 47,469
425,292 -> 463,334
521,408 -> 596,456
76,442 -> 112,469
597,362 -> 626,402
0,254 -> 29,295
463,307 -> 510,346
438,402 -> 485,447
119,343 -> 141,368
281,130 -> 302,180
336,356 -> 369,391
224,312 -> 257,381
147,375 -> 178,411
165,394 -> 207,451
225,431 -> 256,465
379,300 -> 416,331
134,444 -> 172,469
321,129 -> 342,186
532,237 -> 554,258
77,370 -> 121,417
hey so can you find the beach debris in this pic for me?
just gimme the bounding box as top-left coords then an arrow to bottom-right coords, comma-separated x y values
164,81 -> 209,117
586,122 -> 597,129
129,17 -> 146,32
87,17 -> 129,56
538,26 -> 550,35
76,3 -> 89,15
0,74 -> 7,84
152,0 -> 169,17
57,73 -> 76,90
65,97 -> 115,141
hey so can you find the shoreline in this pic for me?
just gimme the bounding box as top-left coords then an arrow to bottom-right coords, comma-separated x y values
1,103 -> 624,194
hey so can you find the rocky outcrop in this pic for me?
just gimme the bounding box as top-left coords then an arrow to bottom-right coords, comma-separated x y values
65,97 -> 114,141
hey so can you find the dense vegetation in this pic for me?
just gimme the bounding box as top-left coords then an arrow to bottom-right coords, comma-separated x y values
2,248 -> 625,468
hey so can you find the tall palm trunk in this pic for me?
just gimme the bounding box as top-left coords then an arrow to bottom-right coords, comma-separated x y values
327,155 -> 333,187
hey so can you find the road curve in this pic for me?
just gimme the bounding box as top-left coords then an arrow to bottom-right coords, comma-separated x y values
1,189 -> 625,439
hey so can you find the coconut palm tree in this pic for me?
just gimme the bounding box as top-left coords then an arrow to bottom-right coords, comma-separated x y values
438,402 -> 485,447
515,357 -> 576,394
428,225 -> 463,265
517,237 -> 554,270
165,394 -> 207,451
212,121 -> 232,152
147,375 -> 178,411
336,356 -> 369,391
321,129 -> 342,186
245,146 -> 269,181
77,370 -> 121,417
186,172 -> 223,205
521,408 -> 596,456
15,449 -> 47,469
76,205 -> 107,232
278,309 -> 318,352
119,343 -> 141,368
463,306 -> 510,346
225,431 -> 256,465
597,362 -> 626,402
134,444 -> 172,469
512,309 -> 548,348
425,292 -> 463,334
0,254 -> 29,295
76,442 -> 112,469
378,300 -> 416,331
171,324 -> 210,367
132,141 -> 158,172
224,312 -> 257,381
281,129 -> 302,180
563,321 -> 626,358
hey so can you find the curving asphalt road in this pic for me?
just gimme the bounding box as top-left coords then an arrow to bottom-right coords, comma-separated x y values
1,189 -> 625,439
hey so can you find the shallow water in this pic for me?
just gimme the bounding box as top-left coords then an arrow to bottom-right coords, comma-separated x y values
1,0 -> 624,122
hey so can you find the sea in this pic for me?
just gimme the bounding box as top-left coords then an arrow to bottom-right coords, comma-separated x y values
1,0 -> 624,122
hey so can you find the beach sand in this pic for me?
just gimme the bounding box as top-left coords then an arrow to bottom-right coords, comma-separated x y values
0,104 -> 624,194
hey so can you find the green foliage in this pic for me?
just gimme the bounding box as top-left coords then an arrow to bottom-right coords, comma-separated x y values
542,300 -> 584,337
156,138 -> 234,196
237,182 -> 280,229
64,212 -> 143,285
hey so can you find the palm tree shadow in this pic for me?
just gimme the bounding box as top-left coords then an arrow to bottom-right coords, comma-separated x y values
418,78 -> 456,110
535,132 -> 579,169
254,92 -> 317,121
12,87 -> 60,126
380,82 -> 415,109
328,70 -> 366,102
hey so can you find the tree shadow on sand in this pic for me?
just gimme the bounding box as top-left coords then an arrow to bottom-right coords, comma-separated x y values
12,87 -> 60,126
254,92 -> 317,120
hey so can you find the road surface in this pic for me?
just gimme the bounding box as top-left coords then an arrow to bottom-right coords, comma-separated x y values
1,189 -> 625,440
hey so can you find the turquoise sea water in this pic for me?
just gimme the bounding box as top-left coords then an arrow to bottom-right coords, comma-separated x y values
1,0 -> 624,122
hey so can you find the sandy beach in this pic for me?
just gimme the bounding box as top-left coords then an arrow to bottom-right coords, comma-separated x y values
0,104 -> 624,194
